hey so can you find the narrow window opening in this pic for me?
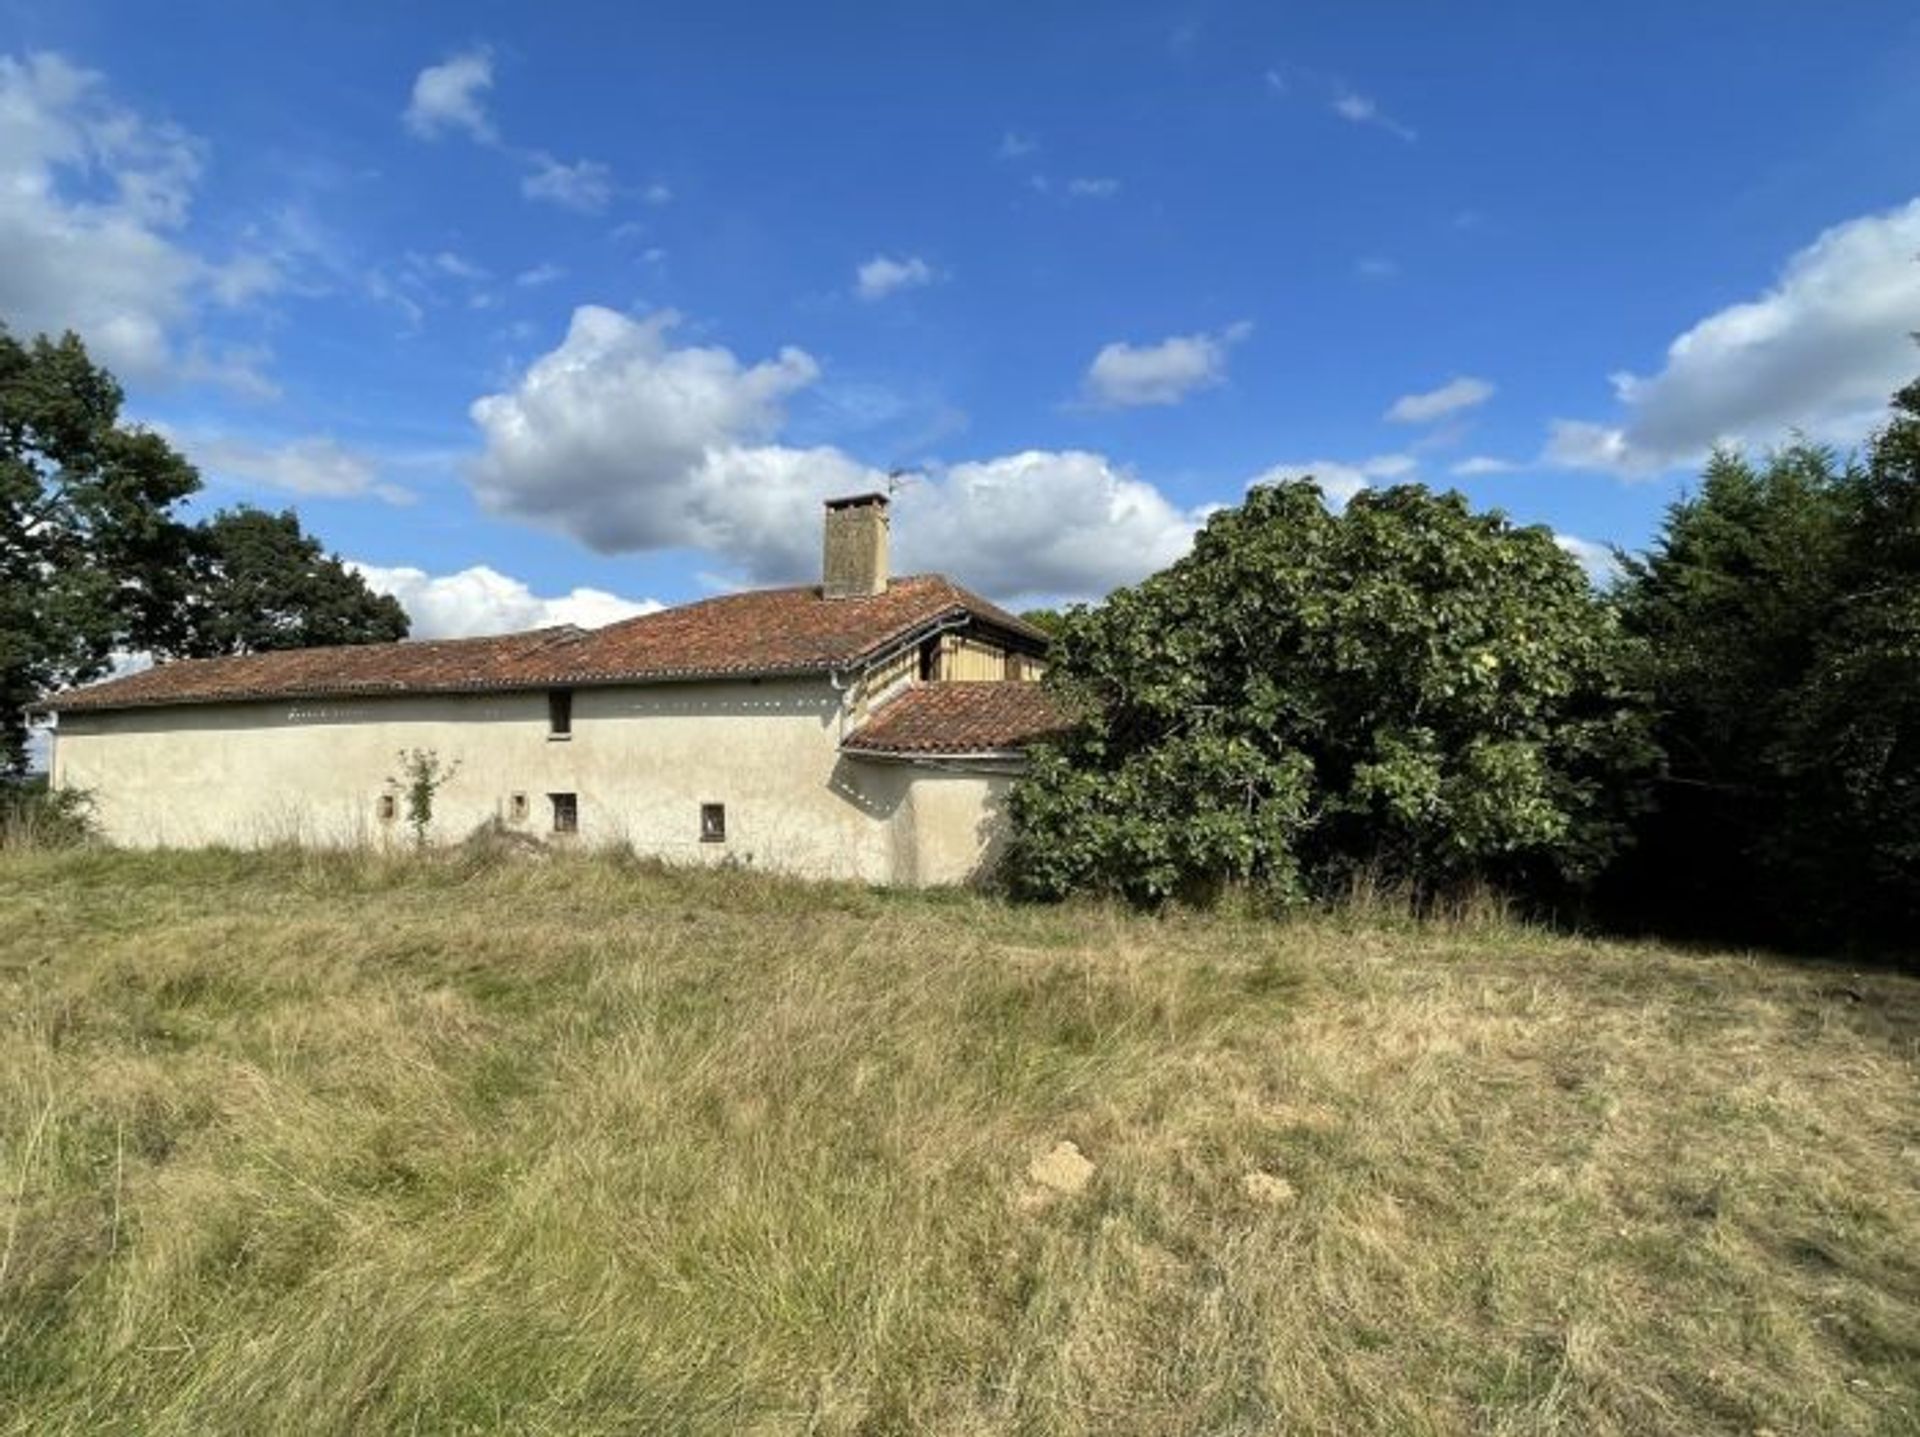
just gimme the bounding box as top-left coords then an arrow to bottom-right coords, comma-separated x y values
548,688 -> 573,738
917,637 -> 941,683
509,792 -> 529,823
550,792 -> 578,835
700,803 -> 726,844
377,793 -> 397,822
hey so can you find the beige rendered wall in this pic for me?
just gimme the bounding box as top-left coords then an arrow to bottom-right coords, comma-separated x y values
890,768 -> 1017,886
50,678 -> 1010,886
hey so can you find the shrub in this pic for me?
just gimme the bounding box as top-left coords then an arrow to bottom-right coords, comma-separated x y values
1008,481 -> 1654,907
0,778 -> 97,848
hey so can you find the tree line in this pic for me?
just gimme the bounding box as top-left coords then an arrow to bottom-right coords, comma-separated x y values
1012,370 -> 1920,959
6,324 -> 1916,956
1,329 -> 407,772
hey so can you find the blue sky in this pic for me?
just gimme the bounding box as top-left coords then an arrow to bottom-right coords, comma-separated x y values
4,1 -> 1919,635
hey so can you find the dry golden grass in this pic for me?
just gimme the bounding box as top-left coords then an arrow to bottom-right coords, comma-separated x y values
1,847 -> 1916,1434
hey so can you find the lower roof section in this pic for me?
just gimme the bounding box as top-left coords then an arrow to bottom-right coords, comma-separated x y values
841,681 -> 1071,757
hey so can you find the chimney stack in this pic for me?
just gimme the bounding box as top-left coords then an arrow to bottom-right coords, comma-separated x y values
822,492 -> 890,599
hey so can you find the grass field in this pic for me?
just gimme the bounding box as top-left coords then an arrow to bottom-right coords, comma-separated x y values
1,848 -> 1916,1435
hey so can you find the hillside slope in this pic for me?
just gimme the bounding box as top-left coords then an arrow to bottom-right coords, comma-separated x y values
1,850 -> 1916,1434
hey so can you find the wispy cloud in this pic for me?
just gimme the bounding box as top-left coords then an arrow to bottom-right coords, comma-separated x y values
521,153 -> 613,213
174,431 -> 414,504
1331,88 -> 1417,141
1264,63 -> 1417,142
1451,455 -> 1520,476
1066,176 -> 1121,200
1386,376 -> 1495,424
403,49 -> 616,214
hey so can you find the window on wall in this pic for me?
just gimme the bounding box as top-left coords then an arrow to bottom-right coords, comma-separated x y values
377,793 -> 397,822
700,803 -> 726,843
548,689 -> 573,738
550,792 -> 578,834
509,792 -> 529,823
918,636 -> 942,682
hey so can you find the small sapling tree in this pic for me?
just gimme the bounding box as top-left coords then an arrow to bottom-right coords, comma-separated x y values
388,748 -> 459,850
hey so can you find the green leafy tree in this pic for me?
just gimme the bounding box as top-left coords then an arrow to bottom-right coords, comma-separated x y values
0,327 -> 415,772
1008,481 -> 1653,907
0,329 -> 199,773
1616,380 -> 1920,948
176,507 -> 409,657
1017,607 -> 1067,639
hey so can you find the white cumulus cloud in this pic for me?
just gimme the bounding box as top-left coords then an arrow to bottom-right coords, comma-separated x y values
892,452 -> 1200,604
349,561 -> 662,639
403,49 -> 495,141
1387,376 -> 1495,424
1547,197 -> 1920,477
1083,323 -> 1251,408
0,51 -> 275,388
466,305 -> 1203,602
1248,453 -> 1417,508
855,254 -> 936,301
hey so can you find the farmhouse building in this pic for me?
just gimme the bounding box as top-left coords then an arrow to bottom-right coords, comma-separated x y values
42,494 -> 1065,884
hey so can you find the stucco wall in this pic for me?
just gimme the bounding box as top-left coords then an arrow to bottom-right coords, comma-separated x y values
51,678 -> 1010,886
893,768 -> 1016,885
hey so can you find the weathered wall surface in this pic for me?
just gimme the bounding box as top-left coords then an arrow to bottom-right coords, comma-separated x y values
893,769 -> 1016,886
52,679 -> 1009,885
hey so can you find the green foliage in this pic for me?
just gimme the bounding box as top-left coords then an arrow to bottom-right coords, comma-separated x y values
1009,481 -> 1654,906
1018,606 -> 1067,638
0,328 -> 199,773
176,507 -> 409,657
1615,378 -> 1920,948
388,748 -> 459,849
0,777 -> 96,848
0,328 -> 413,772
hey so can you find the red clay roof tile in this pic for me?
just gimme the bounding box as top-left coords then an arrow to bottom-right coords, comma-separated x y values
841,681 -> 1072,756
45,575 -> 1047,713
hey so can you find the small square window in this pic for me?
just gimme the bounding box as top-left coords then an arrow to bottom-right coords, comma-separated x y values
377,793 -> 397,822
550,792 -> 578,835
700,803 -> 726,843
548,689 -> 573,738
509,792 -> 529,823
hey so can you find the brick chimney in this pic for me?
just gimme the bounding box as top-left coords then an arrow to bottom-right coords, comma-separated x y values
822,492 -> 890,599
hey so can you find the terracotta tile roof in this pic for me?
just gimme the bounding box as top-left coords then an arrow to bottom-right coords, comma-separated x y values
532,574 -> 1043,685
44,574 -> 1048,713
841,681 -> 1073,756
42,628 -> 586,713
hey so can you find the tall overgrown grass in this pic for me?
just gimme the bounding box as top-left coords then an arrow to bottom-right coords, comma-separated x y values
0,782 -> 95,851
1,848 -> 1915,1434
